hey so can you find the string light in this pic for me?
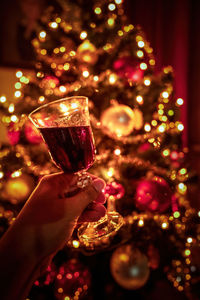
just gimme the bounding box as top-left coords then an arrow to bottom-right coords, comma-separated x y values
0,96 -> 6,103
144,78 -> 151,86
136,95 -> 143,104
176,98 -> 184,106
138,40 -> 145,48
144,123 -> 151,132
108,3 -> 116,11
94,7 -> 101,14
80,31 -> 87,39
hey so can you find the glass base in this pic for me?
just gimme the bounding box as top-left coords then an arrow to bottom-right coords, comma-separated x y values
77,211 -> 124,244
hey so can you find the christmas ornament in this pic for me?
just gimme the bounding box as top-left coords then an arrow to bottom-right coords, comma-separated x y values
4,174 -> 35,204
113,56 -> 144,82
24,120 -> 43,144
104,181 -> 125,199
135,176 -> 172,213
110,245 -> 150,290
40,76 -> 59,90
34,262 -> 56,287
54,259 -> 91,300
100,104 -> 135,137
133,108 -> 143,130
77,40 -> 98,65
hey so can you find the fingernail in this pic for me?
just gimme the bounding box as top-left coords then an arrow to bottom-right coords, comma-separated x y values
93,180 -> 105,193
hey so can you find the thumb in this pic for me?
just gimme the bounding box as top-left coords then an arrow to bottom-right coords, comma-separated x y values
68,179 -> 105,218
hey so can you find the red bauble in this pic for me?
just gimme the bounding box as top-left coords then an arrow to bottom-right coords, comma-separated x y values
7,123 -> 20,145
135,176 -> 172,213
104,181 -> 125,199
24,121 -> 43,144
113,56 -> 144,82
54,259 -> 91,300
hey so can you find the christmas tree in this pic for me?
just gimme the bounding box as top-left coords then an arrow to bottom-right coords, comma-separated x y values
0,0 -> 199,299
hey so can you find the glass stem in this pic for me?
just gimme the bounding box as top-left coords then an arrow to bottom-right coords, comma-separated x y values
107,196 -> 116,213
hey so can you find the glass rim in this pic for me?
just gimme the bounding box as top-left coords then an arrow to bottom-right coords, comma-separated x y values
28,95 -> 88,120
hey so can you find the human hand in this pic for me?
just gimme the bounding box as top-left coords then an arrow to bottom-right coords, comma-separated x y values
11,172 -> 106,260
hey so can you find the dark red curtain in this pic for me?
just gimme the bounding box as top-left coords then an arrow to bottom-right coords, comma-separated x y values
125,0 -> 200,150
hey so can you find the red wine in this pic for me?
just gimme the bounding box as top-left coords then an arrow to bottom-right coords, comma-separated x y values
39,126 -> 95,173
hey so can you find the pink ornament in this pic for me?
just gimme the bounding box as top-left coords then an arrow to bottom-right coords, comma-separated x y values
135,176 -> 172,213
7,127 -> 20,145
24,121 -> 43,144
104,182 -> 125,199
54,259 -> 91,300
113,56 -> 144,82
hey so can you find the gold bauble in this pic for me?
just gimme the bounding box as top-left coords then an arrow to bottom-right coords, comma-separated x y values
100,105 -> 136,137
110,245 -> 150,290
4,174 -> 35,203
77,40 -> 98,65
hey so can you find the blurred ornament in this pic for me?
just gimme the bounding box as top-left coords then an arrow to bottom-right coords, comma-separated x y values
147,244 -> 160,269
7,123 -> 20,145
54,259 -> 91,299
138,142 -> 151,153
40,76 -> 59,90
104,182 -> 125,199
110,245 -> 150,290
77,40 -> 98,65
135,176 -> 172,213
113,56 -> 144,82
4,174 -> 35,204
100,104 -> 135,137
24,120 -> 43,144
34,262 -> 56,287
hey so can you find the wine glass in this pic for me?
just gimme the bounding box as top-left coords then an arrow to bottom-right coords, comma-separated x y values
29,96 -> 124,244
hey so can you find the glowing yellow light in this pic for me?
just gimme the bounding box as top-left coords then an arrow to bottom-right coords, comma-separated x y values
163,149 -> 170,156
8,104 -> 15,113
114,148 -> 121,155
72,240 -> 80,248
137,50 -> 144,58
56,17 -> 61,23
138,40 -> 145,48
39,96 -> 45,103
10,115 -> 18,122
178,182 -> 187,194
162,222 -> 168,229
15,91 -> 21,98
158,124 -> 166,132
58,287 -> 63,293
140,63 -> 147,70
198,211 -> 200,217
149,59 -> 155,65
115,0 -> 122,4
162,91 -> 169,98
16,71 -> 23,78
158,109 -> 164,115
54,48 -> 59,54
94,7 -> 101,14
174,211 -> 180,218
80,31 -> 87,39
59,86 -> 67,93
136,95 -> 143,104
168,110 -> 174,116
162,116 -> 168,122
39,31 -> 46,39
118,30 -> 123,36
11,170 -> 22,178
177,123 -> 184,131
108,18 -> 115,26
82,70 -> 89,78
176,98 -> 184,106
60,46 -> 66,52
41,49 -> 47,55
187,237 -> 193,243
0,172 -> 4,179
0,96 -> 6,103
93,76 -> 99,81
151,120 -> 157,126
178,286 -> 184,292
107,168 -> 114,177
144,123 -> 151,132
108,3 -> 116,11
64,297 -> 70,300
185,249 -> 191,256
144,78 -> 151,86
50,22 -> 58,29
109,74 -> 117,84
186,274 -> 191,280
138,219 -> 144,226
179,168 -> 187,175
15,82 -> 22,89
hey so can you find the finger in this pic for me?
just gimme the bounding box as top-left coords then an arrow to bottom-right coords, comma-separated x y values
78,203 -> 106,223
68,178 -> 106,216
93,193 -> 106,204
